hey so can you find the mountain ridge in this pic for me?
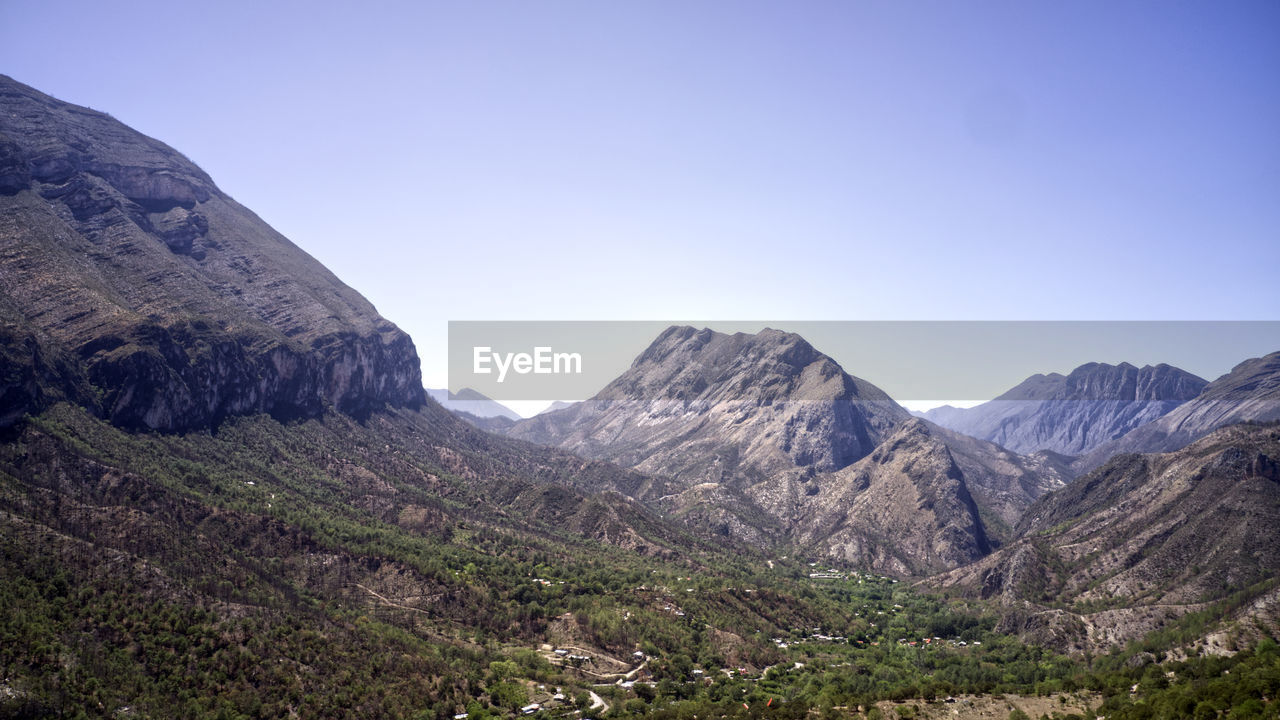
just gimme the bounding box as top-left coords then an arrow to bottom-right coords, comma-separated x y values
1074,351 -> 1280,471
931,421 -> 1280,652
0,73 -> 424,431
922,361 -> 1208,456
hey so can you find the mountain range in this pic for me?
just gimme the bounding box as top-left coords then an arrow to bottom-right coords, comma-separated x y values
921,362 -> 1208,456
1073,351 -> 1280,471
426,387 -> 522,422
2,72 -> 1280,716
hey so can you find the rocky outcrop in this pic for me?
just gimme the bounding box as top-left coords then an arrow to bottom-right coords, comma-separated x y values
1075,351 -> 1280,472
0,74 -> 424,430
923,423 -> 1071,542
923,362 -> 1207,456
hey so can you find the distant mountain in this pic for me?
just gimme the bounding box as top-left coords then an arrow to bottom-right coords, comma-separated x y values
503,326 -> 1068,572
1075,351 -> 1280,472
426,387 -> 521,421
922,362 -> 1207,456
0,74 -> 424,430
932,422 -> 1280,652
539,400 -> 578,414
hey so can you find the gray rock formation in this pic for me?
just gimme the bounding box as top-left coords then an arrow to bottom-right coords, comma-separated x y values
0,74 -> 424,430
502,326 -> 1067,573
797,419 -> 993,575
922,362 -> 1207,456
1074,351 -> 1280,472
507,325 -> 910,481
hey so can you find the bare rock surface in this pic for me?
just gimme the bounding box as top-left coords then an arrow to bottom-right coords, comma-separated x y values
1075,351 -> 1280,472
923,361 -> 1207,456
0,74 -> 425,430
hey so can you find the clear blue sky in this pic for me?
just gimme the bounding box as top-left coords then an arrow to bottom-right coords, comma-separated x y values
3,0 -> 1278,388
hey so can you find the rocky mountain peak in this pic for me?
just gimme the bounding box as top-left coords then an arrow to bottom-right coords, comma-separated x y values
609,326 -> 850,408
997,361 -> 1206,403
498,327 -> 1072,571
800,417 -> 993,575
513,326 -> 909,478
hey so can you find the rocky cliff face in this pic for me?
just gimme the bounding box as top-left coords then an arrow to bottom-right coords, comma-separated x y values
923,362 -> 1207,456
931,422 -> 1280,652
1074,351 -> 1280,472
0,74 -> 424,430
922,423 -> 1071,540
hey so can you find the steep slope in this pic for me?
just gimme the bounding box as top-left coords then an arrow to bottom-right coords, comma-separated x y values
923,423 -> 1072,540
932,422 -> 1280,652
0,399 -> 836,716
0,74 -> 423,430
1075,351 -> 1280,472
0,76 -> 882,716
796,420 -> 993,575
923,362 -> 1207,456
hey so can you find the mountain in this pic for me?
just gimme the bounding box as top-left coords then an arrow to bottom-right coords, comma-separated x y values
923,422 -> 1074,540
504,326 -> 1068,571
0,74 -> 423,431
427,387 -> 522,420
507,325 -> 910,481
1075,351 -> 1280,472
539,400 -> 578,414
932,421 -> 1280,652
922,362 -> 1207,457
792,419 -> 993,574
0,74 -> 709,555
2,75 -> 1272,715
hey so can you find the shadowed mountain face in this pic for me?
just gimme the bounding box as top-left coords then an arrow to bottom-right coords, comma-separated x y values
795,419 -> 993,575
0,74 -> 424,430
1074,351 -> 1280,472
922,362 -> 1207,457
503,326 -> 1067,573
932,422 -> 1280,652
